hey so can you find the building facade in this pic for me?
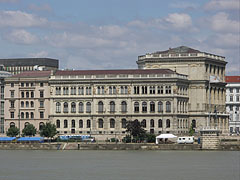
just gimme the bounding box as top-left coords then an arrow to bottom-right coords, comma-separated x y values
226,76 -> 240,134
0,58 -> 59,75
4,71 -> 51,134
137,46 -> 228,133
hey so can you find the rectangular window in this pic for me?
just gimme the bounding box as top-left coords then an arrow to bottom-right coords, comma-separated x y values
230,88 -> 233,93
236,96 -> 239,102
21,83 -> 24,87
236,88 -> 239,93
1,102 -> 4,115
157,86 -> 164,94
10,112 -> 14,118
40,101 -> 44,108
40,82 -> 44,87
10,101 -> 14,108
11,83 -> 14,87
230,96 -> 233,102
142,86 -> 147,94
165,86 -> 172,94
134,86 -> 140,94
40,91 -> 44,98
40,112 -> 44,119
10,91 -> 14,98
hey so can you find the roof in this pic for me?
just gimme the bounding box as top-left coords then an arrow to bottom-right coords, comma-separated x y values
55,69 -> 175,76
17,137 -> 44,142
0,137 -> 16,141
154,46 -> 201,54
226,76 -> 240,83
0,58 -> 59,68
11,70 -> 52,78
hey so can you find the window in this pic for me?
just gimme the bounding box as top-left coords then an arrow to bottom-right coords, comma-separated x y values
86,102 -> 91,113
10,122 -> 15,128
72,120 -> 75,128
79,120 -> 83,128
26,101 -> 29,108
40,112 -> 44,119
11,83 -> 14,87
158,101 -> 163,112
26,92 -> 29,98
78,87 -> 84,95
39,122 -> 44,131
31,92 -> 34,98
21,92 -> 24,98
97,86 -> 104,95
110,119 -> 115,128
24,122 -> 29,128
230,105 -> 233,111
141,120 -> 146,128
56,102 -> 61,113
121,119 -> 126,128
79,102 -> 84,113
150,101 -> 155,112
63,102 -> 68,113
236,88 -> 239,93
166,101 -> 171,112
157,86 -> 164,94
10,91 -> 14,98
40,101 -> 44,108
98,119 -> 103,128
230,88 -> 233,93
56,120 -> 60,128
192,119 -> 196,128
121,86 -> 128,94
31,101 -> 34,107
98,101 -> 104,113
64,120 -> 68,128
134,102 -> 139,112
86,87 -> 91,95
150,119 -> 154,128
150,86 -> 155,94
56,87 -> 61,95
31,112 -> 34,119
142,86 -> 147,94
26,112 -> 29,119
142,102 -> 147,112
40,82 -> 44,87
21,101 -> 24,108
110,101 -> 115,113
158,119 -> 162,128
134,86 -> 140,94
165,86 -> 171,94
21,83 -> 24,87
10,101 -> 14,108
109,86 -> 117,95
121,101 -> 127,112
21,112 -> 24,119
236,96 -> 239,102
71,102 -> 76,113
10,112 -> 14,118
166,119 -> 171,128
26,83 -> 29,87
71,87 -> 76,95
40,91 -> 44,98
87,120 -> 91,128
63,87 -> 69,95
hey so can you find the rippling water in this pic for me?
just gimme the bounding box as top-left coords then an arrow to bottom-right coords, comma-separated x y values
0,150 -> 239,180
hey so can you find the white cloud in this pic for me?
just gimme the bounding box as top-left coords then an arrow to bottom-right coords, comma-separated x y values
165,13 -> 193,29
4,29 -> 38,44
29,51 -> 49,58
169,2 -> 198,9
0,10 -> 48,27
205,0 -> 240,10
210,12 -> 239,33
98,25 -> 128,38
28,3 -> 52,13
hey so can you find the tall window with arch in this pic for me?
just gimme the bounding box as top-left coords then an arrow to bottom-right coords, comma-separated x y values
141,119 -> 146,128
121,119 -> 126,128
150,119 -> 154,128
134,102 -> 139,112
110,119 -> 115,128
79,102 -> 84,113
39,122 -> 44,131
98,101 -> 104,113
121,101 -> 127,112
71,102 -> 76,113
63,102 -> 68,113
56,120 -> 60,128
64,120 -> 68,128
166,101 -> 171,112
98,119 -> 103,128
56,102 -> 61,113
87,119 -> 91,128
166,119 -> 171,128
142,102 -> 147,112
150,101 -> 155,112
158,119 -> 162,128
86,102 -> 91,113
72,119 -> 75,128
79,120 -> 83,128
110,101 -> 115,113
158,101 -> 163,112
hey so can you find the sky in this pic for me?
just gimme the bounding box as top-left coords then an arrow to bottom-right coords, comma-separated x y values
0,0 -> 239,75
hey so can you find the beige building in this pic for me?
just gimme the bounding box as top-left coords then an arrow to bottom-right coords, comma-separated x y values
137,46 -> 228,133
4,71 -> 51,133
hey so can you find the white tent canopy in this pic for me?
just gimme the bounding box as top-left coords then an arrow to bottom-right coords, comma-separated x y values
155,134 -> 177,144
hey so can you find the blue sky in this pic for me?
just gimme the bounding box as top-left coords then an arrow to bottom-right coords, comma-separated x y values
0,0 -> 239,75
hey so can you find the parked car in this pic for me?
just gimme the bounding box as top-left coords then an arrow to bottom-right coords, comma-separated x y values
177,136 -> 194,144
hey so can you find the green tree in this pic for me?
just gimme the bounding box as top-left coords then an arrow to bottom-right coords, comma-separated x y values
126,120 -> 146,142
22,124 -> 37,137
40,122 -> 57,140
145,133 -> 156,143
6,127 -> 20,137
189,123 -> 195,136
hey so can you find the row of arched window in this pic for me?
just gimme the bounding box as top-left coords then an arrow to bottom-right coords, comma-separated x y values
55,101 -> 171,113
10,122 -> 44,130
20,112 -> 34,119
21,101 -> 34,108
21,91 -> 34,98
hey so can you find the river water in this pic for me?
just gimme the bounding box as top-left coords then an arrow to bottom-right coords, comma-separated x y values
0,150 -> 239,180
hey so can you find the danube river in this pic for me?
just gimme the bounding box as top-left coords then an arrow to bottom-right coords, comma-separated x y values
0,150 -> 239,180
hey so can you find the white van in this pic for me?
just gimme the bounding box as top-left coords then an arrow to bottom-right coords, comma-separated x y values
177,136 -> 194,144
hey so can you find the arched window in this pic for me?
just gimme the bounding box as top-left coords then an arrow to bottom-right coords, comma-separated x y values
31,91 -> 34,98
21,92 -> 24,98
79,120 -> 83,128
158,119 -> 162,128
26,112 -> 29,119
31,112 -> 34,119
110,119 -> 115,128
71,102 -> 76,113
64,120 -> 68,128
150,101 -> 155,112
98,101 -> 104,113
192,119 -> 196,128
166,101 -> 171,112
21,101 -> 24,108
110,101 -> 115,113
122,119 -> 126,128
26,101 -> 29,108
39,122 -> 44,130
150,119 -> 154,128
21,112 -> 24,119
121,101 -> 127,112
87,119 -> 91,128
26,92 -> 29,98
98,119 -> 103,128
10,122 -> 15,128
56,120 -> 60,128
24,122 -> 29,128
72,120 -> 75,128
79,102 -> 84,113
30,101 -> 34,107
56,102 -> 61,113
166,119 -> 170,128
134,102 -> 139,112
141,119 -> 146,128
142,102 -> 147,112
63,102 -> 68,113
158,101 -> 163,112
86,102 -> 91,113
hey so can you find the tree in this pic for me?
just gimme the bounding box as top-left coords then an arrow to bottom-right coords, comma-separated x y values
6,127 -> 20,137
145,133 -> 156,143
22,124 -> 37,137
189,123 -> 195,136
126,120 -> 146,142
40,122 -> 57,140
